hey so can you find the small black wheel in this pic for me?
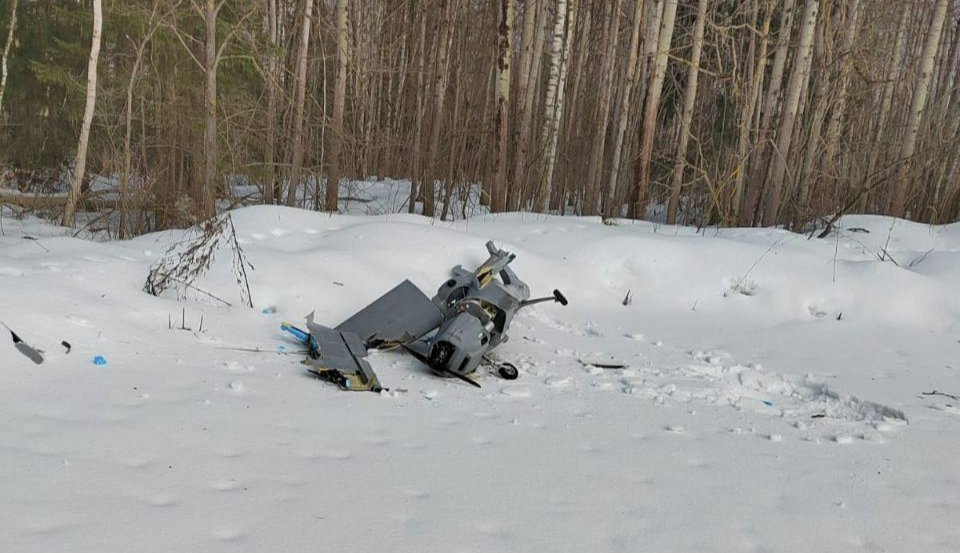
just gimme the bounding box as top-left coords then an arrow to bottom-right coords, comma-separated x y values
497,363 -> 519,380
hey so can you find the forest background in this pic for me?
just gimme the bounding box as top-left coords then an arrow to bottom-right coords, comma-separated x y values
1,0 -> 959,235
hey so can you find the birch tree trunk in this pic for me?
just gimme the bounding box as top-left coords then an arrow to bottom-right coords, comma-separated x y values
890,0 -> 950,217
541,0 -> 576,212
61,0 -> 102,228
492,0 -> 514,213
285,0 -> 314,207
0,0 -> 18,116
424,0 -> 454,217
325,0 -> 349,212
760,0 -> 818,227
795,18 -> 831,223
740,0 -> 795,223
665,0 -> 708,224
631,0 -> 678,218
537,0 -> 568,212
605,0 -> 644,214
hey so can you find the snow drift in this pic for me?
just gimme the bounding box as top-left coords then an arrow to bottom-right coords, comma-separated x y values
1,206 -> 958,552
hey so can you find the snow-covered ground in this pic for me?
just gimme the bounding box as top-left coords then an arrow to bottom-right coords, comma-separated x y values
1,206 -> 959,552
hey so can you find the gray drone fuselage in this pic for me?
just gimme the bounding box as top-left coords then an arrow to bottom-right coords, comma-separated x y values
301,240 -> 564,389
421,241 -> 530,377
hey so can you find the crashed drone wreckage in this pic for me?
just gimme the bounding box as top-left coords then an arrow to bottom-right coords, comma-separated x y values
281,241 -> 568,392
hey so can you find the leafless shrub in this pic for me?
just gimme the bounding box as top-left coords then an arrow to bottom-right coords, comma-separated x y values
144,213 -> 254,308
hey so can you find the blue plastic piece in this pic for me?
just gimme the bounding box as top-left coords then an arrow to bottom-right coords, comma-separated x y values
762,400 -> 774,407
93,355 -> 107,366
262,306 -> 277,314
280,322 -> 319,354
280,323 -> 310,343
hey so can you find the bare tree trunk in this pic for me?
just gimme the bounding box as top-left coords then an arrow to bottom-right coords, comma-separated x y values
388,2 -> 412,176
890,0 -> 950,217
808,0 -> 862,222
637,0 -> 664,110
935,30 -> 960,222
326,0 -> 349,213
512,0 -> 541,207
120,3 -> 162,238
861,3 -> 908,213
760,0 -> 818,227
540,0 -> 577,211
665,0 -> 708,224
480,56 -> 497,208
440,62 -> 465,221
201,0 -> 219,219
821,0 -> 861,171
492,0 -> 515,213
740,0 -> 796,223
583,0 -> 624,215
605,0 -> 644,215
631,0 -> 678,218
929,20 -> 960,221
538,0 -> 569,212
558,0 -> 591,211
732,1 -> 772,221
61,0 -> 102,228
0,0 -> 18,115
285,0 -> 314,207
264,0 -> 279,204
613,0 -> 661,214
424,0 -> 454,217
795,15 -> 831,224
408,9 -> 428,214
513,0 -> 547,209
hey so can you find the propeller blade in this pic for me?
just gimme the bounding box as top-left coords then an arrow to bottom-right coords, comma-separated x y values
443,368 -> 482,388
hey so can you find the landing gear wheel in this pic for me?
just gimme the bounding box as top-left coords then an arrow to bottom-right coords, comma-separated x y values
497,363 -> 519,380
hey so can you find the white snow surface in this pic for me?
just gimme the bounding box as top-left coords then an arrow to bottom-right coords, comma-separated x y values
1,208 -> 959,552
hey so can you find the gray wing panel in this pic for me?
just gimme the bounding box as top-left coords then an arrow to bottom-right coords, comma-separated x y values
304,321 -> 380,386
335,279 -> 443,345
306,322 -> 368,372
340,331 -> 369,359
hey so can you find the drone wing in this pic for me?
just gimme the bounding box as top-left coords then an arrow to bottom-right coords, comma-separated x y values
301,318 -> 382,391
293,280 -> 442,392
335,279 -> 443,346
